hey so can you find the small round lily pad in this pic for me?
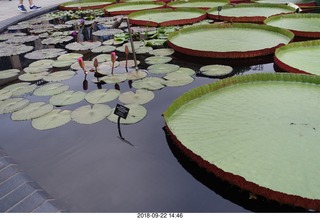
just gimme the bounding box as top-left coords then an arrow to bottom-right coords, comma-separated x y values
11,102 -> 53,121
168,67 -> 195,76
145,56 -> 172,65
66,41 -> 101,51
49,90 -> 86,106
162,74 -> 194,87
18,72 -> 49,82
100,74 -> 127,84
33,83 -> 69,96
57,53 -> 83,61
0,98 -> 30,114
3,82 -> 37,97
126,69 -> 148,80
119,89 -> 155,105
23,66 -> 51,74
91,45 -> 116,53
71,104 -> 112,125
29,59 -> 54,67
149,48 -> 174,56
107,104 -> 147,125
43,70 -> 76,82
0,69 -> 20,79
24,48 -> 66,60
85,89 -> 121,104
199,64 -> 233,77
32,109 -> 71,130
118,60 -> 140,68
147,63 -> 180,74
51,60 -> 75,68
132,77 -> 166,91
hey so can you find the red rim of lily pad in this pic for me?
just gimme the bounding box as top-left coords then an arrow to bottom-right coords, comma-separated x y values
59,0 -> 115,11
167,23 -> 294,59
104,1 -> 166,16
207,3 -> 296,24
128,8 -> 207,27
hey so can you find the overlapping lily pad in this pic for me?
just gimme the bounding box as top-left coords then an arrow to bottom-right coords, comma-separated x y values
274,39 -> 320,75
0,44 -> 34,57
18,72 -> 49,82
0,98 -> 30,114
128,8 -> 207,27
0,69 -> 20,79
207,3 -> 296,23
0,90 -> 12,101
147,63 -> 180,74
168,23 -> 294,58
33,83 -> 70,96
145,56 -> 172,65
11,102 -> 53,121
66,41 -> 101,51
132,77 -> 166,90
3,82 -> 37,97
25,48 -> 66,60
149,48 -> 175,56
100,74 -> 127,84
162,74 -> 194,87
264,13 -> 320,38
49,90 -> 86,106
126,69 -> 148,80
32,109 -> 72,130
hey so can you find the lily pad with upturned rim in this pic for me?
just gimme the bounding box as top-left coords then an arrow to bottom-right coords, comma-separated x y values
85,89 -> 121,104
0,98 -> 30,114
11,102 -> 53,121
104,1 -> 166,16
167,0 -> 229,10
107,104 -> 147,124
32,109 -> 71,130
71,104 -> 112,125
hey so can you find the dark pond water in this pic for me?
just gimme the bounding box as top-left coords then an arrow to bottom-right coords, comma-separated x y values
1,9 -> 318,213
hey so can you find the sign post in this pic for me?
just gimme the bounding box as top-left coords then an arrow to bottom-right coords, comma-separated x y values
114,104 -> 130,140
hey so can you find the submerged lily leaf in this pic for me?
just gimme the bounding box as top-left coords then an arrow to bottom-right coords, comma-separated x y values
11,102 -> 53,121
18,72 -> 49,82
107,104 -> 147,125
145,56 -> 172,65
85,89 -> 121,104
147,63 -> 180,74
119,89 -> 155,105
132,77 -> 166,90
0,69 -> 20,79
200,64 -> 233,77
126,69 -> 148,80
71,104 -> 112,125
43,70 -> 76,82
25,48 -> 66,60
0,90 -> 12,101
0,98 -> 30,114
33,82 -> 69,96
3,82 -> 37,97
49,90 -> 86,106
100,74 -> 127,84
32,109 -> 71,130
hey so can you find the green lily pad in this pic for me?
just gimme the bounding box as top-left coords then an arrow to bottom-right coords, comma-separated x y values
25,48 -> 66,60
32,109 -> 71,130
132,77 -> 166,91
162,74 -> 194,87
91,45 -> 116,53
49,90 -> 86,106
33,83 -> 69,96
145,56 -> 172,65
0,98 -> 30,114
71,104 -> 112,124
0,90 -> 12,101
92,54 -> 115,63
41,36 -> 73,45
107,104 -> 147,124
119,89 -> 155,105
6,35 -> 39,44
96,61 -> 120,75
71,61 -> 95,71
3,82 -> 37,97
18,72 -> 49,82
200,64 -> 233,77
51,60 -> 75,68
65,41 -> 101,51
23,66 -> 51,74
149,48 -> 175,56
0,69 -> 20,79
29,59 -> 54,67
85,89 -> 121,104
126,69 -> 148,80
43,70 -> 76,82
0,44 -> 34,57
118,60 -> 140,68
168,67 -> 196,77
147,63 -> 180,74
100,74 -> 127,84
11,102 -> 53,121
57,53 -> 83,61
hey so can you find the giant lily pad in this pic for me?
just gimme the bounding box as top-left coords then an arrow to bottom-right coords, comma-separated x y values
107,104 -> 147,124
49,90 -> 86,106
3,82 -> 37,97
128,8 -> 207,27
207,3 -> 296,23
167,23 -> 294,58
167,0 -> 229,10
32,109 -> 71,130
104,1 -> 165,16
33,83 -> 69,96
163,73 -> 320,211
274,39 -> 320,75
119,89 -> 155,105
85,89 -> 121,104
264,13 -> 320,38
252,0 -> 316,6
71,104 -> 112,124
59,0 -> 114,10
11,102 -> 53,121
0,98 -> 30,114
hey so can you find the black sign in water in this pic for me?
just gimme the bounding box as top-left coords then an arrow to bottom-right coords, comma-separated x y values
114,104 -> 129,119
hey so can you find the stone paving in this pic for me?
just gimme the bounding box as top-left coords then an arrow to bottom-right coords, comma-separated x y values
0,0 -> 72,213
